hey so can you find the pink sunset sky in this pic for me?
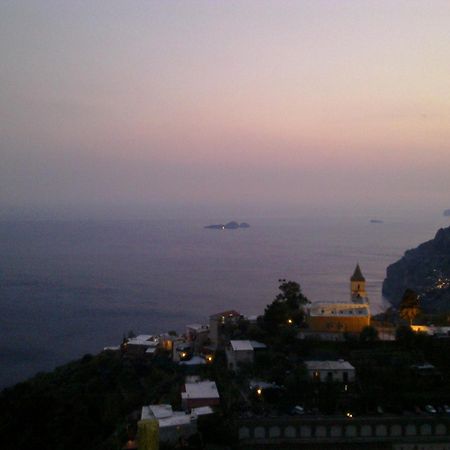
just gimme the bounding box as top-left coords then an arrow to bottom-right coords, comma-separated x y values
1,1 -> 449,218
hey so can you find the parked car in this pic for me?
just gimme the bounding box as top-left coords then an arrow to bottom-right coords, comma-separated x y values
425,404 -> 437,414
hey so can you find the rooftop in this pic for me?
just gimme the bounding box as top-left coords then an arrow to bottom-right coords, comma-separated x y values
305,360 -> 355,371
179,356 -> 206,366
127,335 -> 159,347
249,340 -> 267,349
148,404 -> 173,419
249,380 -> 280,390
186,323 -> 209,332
103,345 -> 120,351
182,380 -> 220,400
210,310 -> 240,320
351,264 -> 365,282
135,334 -> 154,341
230,340 -> 254,351
191,406 -> 214,416
141,405 -> 196,427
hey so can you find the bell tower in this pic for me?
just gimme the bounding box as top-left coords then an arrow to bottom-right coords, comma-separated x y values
350,263 -> 367,303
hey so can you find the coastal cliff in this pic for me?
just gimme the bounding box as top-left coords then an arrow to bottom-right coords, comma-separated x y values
382,226 -> 450,312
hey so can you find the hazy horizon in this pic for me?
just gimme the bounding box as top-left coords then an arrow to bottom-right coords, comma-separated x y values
1,1 -> 449,220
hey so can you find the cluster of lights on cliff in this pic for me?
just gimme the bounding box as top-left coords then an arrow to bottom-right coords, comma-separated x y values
435,278 -> 450,289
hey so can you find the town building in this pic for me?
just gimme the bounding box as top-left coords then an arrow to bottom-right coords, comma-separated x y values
159,333 -> 176,352
226,340 -> 267,371
209,310 -> 241,349
172,338 -> 193,362
350,263 -> 368,302
181,379 -> 220,410
185,323 -> 210,352
308,302 -> 370,333
140,404 -> 197,444
411,325 -> 450,336
305,360 -> 356,383
307,265 -> 370,334
123,335 -> 159,357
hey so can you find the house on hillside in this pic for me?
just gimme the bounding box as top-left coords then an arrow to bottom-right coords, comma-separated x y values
123,335 -> 159,357
185,323 -> 210,352
225,340 -> 267,372
181,379 -> 220,410
140,404 -> 197,444
172,339 -> 193,362
209,310 -> 241,349
305,360 -> 355,383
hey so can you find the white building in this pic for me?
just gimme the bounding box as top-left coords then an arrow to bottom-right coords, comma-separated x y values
305,360 -> 355,383
125,335 -> 159,356
181,379 -> 220,410
128,335 -> 159,346
225,340 -> 266,371
411,325 -> 450,336
172,338 -> 193,362
140,404 -> 197,444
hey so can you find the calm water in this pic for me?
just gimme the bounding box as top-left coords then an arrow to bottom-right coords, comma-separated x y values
0,215 -> 448,388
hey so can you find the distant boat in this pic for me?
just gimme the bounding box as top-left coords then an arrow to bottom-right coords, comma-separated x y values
370,219 -> 384,224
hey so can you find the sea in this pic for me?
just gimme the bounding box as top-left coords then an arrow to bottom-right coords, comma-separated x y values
1,214 -> 449,389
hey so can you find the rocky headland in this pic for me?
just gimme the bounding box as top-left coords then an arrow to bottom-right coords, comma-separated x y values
382,226 -> 450,312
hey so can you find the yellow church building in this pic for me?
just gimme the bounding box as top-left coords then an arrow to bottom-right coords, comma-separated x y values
307,264 -> 370,334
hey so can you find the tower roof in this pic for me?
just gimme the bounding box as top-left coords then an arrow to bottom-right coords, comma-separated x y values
351,264 -> 365,282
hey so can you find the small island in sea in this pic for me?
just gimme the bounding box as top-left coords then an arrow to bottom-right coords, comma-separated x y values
204,221 -> 250,230
370,219 -> 384,224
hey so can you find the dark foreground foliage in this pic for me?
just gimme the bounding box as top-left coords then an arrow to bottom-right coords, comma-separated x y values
0,351 -> 182,450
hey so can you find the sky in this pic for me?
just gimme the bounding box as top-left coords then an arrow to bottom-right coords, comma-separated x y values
1,0 -> 449,219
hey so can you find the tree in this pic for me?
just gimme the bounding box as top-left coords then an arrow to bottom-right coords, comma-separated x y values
395,324 -> 415,343
399,289 -> 420,326
275,279 -> 309,310
263,280 -> 310,329
359,325 -> 379,342
126,330 -> 136,339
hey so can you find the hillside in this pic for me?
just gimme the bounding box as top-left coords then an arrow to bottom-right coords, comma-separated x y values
0,351 -> 181,450
382,226 -> 450,312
